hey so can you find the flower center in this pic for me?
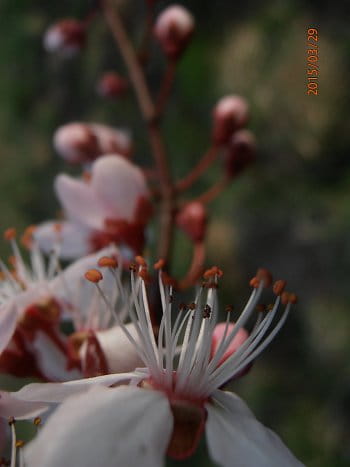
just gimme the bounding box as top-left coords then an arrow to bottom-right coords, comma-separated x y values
140,377 -> 207,460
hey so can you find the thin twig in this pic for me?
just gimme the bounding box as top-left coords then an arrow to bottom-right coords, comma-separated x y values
101,0 -> 175,261
193,177 -> 230,205
102,0 -> 154,121
155,59 -> 177,117
176,145 -> 220,192
178,241 -> 205,290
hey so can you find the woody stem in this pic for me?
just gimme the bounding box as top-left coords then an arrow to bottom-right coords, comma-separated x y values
102,0 -> 175,262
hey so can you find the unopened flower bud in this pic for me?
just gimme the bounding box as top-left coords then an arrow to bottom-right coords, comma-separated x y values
225,130 -> 256,178
54,123 -> 133,164
97,72 -> 128,98
43,19 -> 86,57
212,95 -> 249,145
154,5 -> 195,59
176,202 -> 207,242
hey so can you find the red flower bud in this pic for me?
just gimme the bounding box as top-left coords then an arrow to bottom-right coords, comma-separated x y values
154,5 -> 195,59
54,123 -> 132,164
212,95 -> 249,145
97,72 -> 129,98
43,19 -> 86,56
225,130 -> 256,178
176,202 -> 207,242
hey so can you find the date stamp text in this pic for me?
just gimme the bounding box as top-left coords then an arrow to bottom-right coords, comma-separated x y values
307,28 -> 318,95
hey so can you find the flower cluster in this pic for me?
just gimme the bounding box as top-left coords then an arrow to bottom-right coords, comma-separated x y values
0,1 -> 304,466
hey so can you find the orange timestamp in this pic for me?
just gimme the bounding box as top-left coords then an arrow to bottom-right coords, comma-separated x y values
307,28 -> 318,95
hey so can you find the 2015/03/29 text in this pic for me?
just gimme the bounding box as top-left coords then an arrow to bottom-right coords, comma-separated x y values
307,28 -> 318,95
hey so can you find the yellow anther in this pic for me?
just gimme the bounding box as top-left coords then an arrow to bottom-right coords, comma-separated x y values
33,417 -> 42,426
135,256 -> 147,267
98,256 -> 118,268
273,280 -> 287,296
4,228 -> 16,241
84,269 -> 103,283
256,268 -> 273,288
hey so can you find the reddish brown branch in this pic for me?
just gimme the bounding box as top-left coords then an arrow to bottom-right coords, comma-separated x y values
193,177 -> 229,205
178,242 -> 206,290
176,145 -> 220,192
102,0 -> 175,262
155,59 -> 177,117
102,0 -> 154,121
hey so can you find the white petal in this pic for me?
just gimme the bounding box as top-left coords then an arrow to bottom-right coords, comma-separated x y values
91,155 -> 148,221
3,286 -> 51,318
29,331 -> 82,382
0,391 -> 48,420
50,245 -> 118,318
55,174 -> 105,229
0,301 -> 19,353
205,390 -> 304,467
24,386 -> 172,467
34,221 -> 92,260
91,124 -> 132,156
96,323 -> 144,373
14,372 -> 142,403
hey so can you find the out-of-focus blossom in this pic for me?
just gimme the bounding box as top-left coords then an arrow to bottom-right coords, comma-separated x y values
53,123 -> 132,164
0,231 -> 131,381
96,72 -> 129,98
43,19 -> 86,57
224,129 -> 256,178
35,155 -> 152,260
176,201 -> 207,242
154,5 -> 195,59
212,95 -> 249,145
22,265 -> 302,466
0,229 -> 82,381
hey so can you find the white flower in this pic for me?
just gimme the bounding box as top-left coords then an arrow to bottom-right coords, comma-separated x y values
53,123 -> 132,164
21,263 -> 303,466
0,228 -> 82,380
34,155 -> 152,260
0,230 -> 137,380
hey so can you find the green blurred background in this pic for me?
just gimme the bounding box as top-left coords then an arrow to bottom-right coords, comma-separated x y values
1,0 -> 350,465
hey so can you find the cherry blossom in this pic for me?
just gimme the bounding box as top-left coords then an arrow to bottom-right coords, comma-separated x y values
21,263 -> 303,466
0,231 -> 137,381
35,155 -> 152,260
53,122 -> 132,164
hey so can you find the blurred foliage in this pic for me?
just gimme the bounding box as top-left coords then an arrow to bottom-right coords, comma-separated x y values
1,0 -> 350,465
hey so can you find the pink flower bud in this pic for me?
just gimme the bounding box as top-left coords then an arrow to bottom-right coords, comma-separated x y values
211,322 -> 249,367
43,19 -> 86,56
54,123 -> 133,164
212,95 -> 249,145
96,72 -> 129,98
176,202 -> 207,242
154,5 -> 195,59
225,130 -> 256,178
